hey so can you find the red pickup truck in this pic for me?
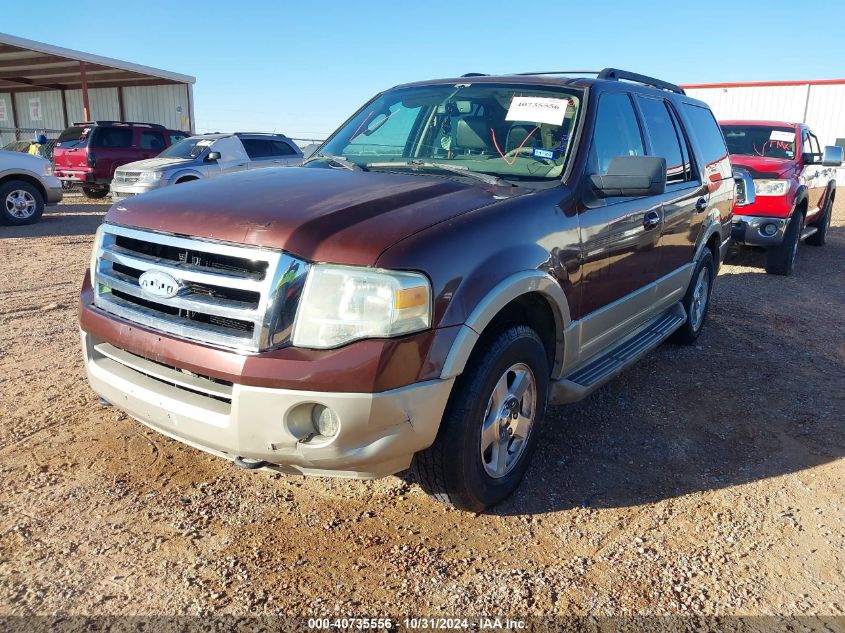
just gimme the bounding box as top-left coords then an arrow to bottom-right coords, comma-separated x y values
720,120 -> 843,275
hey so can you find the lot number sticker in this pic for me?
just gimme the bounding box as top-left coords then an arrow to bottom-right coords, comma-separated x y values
506,96 -> 570,126
770,130 -> 795,143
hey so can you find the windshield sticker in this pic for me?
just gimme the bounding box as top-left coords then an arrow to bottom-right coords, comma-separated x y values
196,139 -> 213,147
532,148 -> 557,160
506,96 -> 570,126
770,130 -> 795,143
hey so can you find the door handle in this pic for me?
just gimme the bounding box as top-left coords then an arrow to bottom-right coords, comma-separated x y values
643,210 -> 661,230
695,197 -> 707,213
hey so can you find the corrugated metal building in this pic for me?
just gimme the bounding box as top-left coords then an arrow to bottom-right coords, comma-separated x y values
0,32 -> 195,147
683,79 -> 845,148
683,79 -> 845,184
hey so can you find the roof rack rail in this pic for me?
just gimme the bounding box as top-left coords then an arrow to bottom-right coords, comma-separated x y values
461,72 -> 488,77
72,120 -> 167,128
233,131 -> 286,136
597,68 -> 685,95
515,70 -> 600,76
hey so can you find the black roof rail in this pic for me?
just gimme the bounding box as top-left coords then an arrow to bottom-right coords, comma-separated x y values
515,70 -> 600,76
597,68 -> 685,95
72,120 -> 167,128
461,72 -> 488,77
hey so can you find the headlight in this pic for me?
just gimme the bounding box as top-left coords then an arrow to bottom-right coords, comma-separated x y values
138,171 -> 164,182
90,224 -> 105,284
753,179 -> 789,196
43,162 -> 53,176
292,264 -> 432,349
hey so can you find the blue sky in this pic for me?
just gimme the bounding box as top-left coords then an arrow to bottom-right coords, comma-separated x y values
5,1 -> 845,140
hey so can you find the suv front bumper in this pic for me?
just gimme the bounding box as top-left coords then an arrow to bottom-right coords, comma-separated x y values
731,214 -> 788,246
110,180 -> 164,202
81,330 -> 454,479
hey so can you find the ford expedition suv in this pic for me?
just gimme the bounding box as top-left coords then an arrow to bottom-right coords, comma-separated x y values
54,121 -> 187,199
720,120 -> 843,275
110,132 -> 303,202
80,69 -> 753,510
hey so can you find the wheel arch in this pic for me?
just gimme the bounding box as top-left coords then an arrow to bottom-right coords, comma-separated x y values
0,172 -> 47,200
440,271 -> 571,380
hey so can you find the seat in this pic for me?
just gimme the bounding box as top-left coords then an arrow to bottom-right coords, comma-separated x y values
454,116 -> 491,154
505,124 -> 541,153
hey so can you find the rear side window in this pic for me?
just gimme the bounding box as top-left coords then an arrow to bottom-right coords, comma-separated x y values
587,92 -> 644,175
242,138 -> 297,159
90,127 -> 133,148
637,96 -> 691,184
139,131 -> 166,151
682,104 -> 729,168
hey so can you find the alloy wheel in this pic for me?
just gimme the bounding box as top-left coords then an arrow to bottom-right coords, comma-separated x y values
5,189 -> 36,219
479,363 -> 537,479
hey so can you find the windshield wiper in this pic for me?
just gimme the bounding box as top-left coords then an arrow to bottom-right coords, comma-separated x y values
366,160 -> 510,186
304,152 -> 365,171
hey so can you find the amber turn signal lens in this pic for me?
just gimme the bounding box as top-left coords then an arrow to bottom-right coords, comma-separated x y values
396,285 -> 428,309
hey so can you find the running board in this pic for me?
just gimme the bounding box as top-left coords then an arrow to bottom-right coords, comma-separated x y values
549,302 -> 687,405
800,225 -> 818,241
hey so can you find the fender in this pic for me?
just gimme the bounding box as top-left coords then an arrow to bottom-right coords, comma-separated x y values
792,185 -> 809,216
440,270 -> 571,379
692,208 -> 725,266
169,169 -> 204,184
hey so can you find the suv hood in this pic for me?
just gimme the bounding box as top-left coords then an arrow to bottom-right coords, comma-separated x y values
729,154 -> 797,179
117,157 -> 192,173
105,166 -> 509,265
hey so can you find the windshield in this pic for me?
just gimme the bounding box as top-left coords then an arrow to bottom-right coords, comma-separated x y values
720,124 -> 797,160
159,137 -> 216,159
317,83 -> 582,183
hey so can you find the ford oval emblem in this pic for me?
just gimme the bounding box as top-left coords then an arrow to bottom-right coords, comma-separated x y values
138,269 -> 185,299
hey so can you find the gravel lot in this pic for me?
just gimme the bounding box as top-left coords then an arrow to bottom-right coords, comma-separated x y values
1,191 -> 844,624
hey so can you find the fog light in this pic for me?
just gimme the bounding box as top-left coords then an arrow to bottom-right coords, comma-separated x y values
311,405 -> 340,438
760,223 -> 778,237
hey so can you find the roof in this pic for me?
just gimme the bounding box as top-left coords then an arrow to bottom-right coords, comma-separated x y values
682,78 -> 845,89
0,32 -> 195,93
720,120 -> 801,128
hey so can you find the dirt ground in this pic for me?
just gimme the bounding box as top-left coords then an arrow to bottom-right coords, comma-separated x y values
1,190 -> 844,626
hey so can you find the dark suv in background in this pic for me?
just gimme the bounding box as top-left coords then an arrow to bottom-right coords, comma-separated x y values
80,68 -> 753,510
53,121 -> 187,198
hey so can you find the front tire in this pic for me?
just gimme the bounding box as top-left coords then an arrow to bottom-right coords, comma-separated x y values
82,186 -> 108,199
412,325 -> 549,511
0,180 -> 44,226
765,211 -> 802,275
670,249 -> 714,345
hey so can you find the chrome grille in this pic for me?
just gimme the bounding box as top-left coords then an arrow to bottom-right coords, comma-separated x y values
113,171 -> 142,184
92,223 -> 308,353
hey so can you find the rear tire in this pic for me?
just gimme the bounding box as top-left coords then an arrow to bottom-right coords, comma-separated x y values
0,180 -> 44,226
765,211 -> 802,275
670,249 -> 714,345
806,196 -> 833,247
82,186 -> 108,199
412,325 -> 549,512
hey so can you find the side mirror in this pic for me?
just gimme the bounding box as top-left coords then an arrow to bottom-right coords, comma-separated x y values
821,145 -> 844,167
590,156 -> 666,198
205,151 -> 221,162
733,169 -> 756,207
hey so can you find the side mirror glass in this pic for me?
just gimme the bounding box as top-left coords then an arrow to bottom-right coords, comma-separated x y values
733,169 -> 756,207
590,156 -> 667,198
821,145 -> 844,167
205,151 -> 221,162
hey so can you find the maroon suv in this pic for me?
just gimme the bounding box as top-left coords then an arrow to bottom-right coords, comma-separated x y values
80,69 -> 753,510
54,121 -> 187,198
